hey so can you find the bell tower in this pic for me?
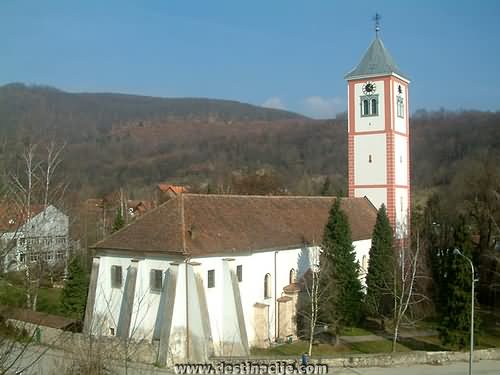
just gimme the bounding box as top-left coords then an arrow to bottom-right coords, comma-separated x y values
345,16 -> 410,238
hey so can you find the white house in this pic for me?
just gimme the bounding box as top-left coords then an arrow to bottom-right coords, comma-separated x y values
84,194 -> 377,364
0,204 -> 70,272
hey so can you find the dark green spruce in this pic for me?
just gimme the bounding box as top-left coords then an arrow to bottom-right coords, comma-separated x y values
320,199 -> 363,341
60,257 -> 89,320
437,217 -> 480,348
365,204 -> 394,327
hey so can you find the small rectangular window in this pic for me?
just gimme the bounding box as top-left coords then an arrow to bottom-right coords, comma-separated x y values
236,265 -> 243,282
150,269 -> 163,291
207,269 -> 215,288
111,265 -> 123,288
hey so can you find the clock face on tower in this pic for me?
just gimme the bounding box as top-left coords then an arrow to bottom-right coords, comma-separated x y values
362,81 -> 376,95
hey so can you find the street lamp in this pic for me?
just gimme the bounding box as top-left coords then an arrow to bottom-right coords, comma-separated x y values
453,248 -> 477,375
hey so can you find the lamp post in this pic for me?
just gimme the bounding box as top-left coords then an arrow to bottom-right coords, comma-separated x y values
453,248 -> 476,375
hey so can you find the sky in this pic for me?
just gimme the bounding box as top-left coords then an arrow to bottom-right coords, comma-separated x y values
1,0 -> 499,118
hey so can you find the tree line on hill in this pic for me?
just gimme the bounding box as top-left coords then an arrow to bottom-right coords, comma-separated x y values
0,83 -> 499,202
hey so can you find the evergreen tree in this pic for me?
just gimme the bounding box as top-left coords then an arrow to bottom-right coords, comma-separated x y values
365,204 -> 394,326
320,177 -> 332,196
112,209 -> 125,233
320,199 -> 363,339
437,217 -> 480,348
61,257 -> 89,320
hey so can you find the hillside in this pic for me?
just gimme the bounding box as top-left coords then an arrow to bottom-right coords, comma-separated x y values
0,83 -> 498,199
0,83 -> 306,139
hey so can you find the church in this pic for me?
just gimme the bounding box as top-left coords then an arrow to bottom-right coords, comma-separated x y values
83,28 -> 410,364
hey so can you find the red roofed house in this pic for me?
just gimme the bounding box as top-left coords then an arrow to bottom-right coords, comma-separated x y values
156,184 -> 188,205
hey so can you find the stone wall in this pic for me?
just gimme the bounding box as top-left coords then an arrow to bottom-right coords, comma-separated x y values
238,348 -> 500,368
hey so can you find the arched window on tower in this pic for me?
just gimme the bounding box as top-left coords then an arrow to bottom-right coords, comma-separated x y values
397,96 -> 404,118
363,99 -> 369,116
371,98 -> 378,115
368,154 -> 372,163
289,268 -> 296,284
264,273 -> 271,299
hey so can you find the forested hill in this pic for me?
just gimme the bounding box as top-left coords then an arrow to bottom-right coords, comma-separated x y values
0,83 -> 306,139
0,83 -> 498,199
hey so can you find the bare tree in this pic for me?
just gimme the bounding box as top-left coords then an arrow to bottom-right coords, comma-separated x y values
391,230 -> 429,351
296,246 -> 325,356
8,141 -> 67,310
304,248 -> 321,356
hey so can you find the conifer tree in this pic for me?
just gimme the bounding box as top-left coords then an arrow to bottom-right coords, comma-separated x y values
320,177 -> 332,196
365,204 -> 394,327
438,217 -> 480,348
112,209 -> 125,233
320,199 -> 363,341
61,257 -> 89,320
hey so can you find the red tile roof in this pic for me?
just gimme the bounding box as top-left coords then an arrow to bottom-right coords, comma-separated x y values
93,194 -> 377,256
0,305 -> 78,330
157,184 -> 187,195
0,203 -> 46,232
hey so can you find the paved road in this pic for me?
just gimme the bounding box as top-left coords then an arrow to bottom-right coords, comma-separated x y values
332,361 -> 500,375
5,344 -> 500,375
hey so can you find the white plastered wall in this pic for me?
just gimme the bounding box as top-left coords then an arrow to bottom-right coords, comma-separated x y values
354,80 -> 385,132
394,134 -> 409,186
354,133 -> 387,185
393,81 -> 407,134
354,188 -> 387,210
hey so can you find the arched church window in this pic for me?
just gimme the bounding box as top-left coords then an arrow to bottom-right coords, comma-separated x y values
289,268 -> 296,284
264,273 -> 272,299
368,154 -> 372,163
363,100 -> 369,116
397,96 -> 404,118
371,99 -> 378,115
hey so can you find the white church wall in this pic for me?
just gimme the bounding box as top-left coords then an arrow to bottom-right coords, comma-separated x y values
354,188 -> 387,210
91,241 -> 371,356
128,257 -> 171,340
354,133 -> 387,186
193,246 -> 316,349
353,239 -> 372,286
394,134 -> 409,186
354,80 -> 386,132
92,254 -> 130,336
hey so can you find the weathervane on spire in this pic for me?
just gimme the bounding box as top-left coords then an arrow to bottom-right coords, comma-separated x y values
373,13 -> 381,37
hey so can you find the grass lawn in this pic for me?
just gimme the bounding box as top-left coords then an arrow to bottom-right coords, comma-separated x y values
251,338 -> 410,357
340,326 -> 373,336
0,280 -> 63,315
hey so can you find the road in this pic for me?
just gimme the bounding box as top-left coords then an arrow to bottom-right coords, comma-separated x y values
4,344 -> 500,375
332,361 -> 500,375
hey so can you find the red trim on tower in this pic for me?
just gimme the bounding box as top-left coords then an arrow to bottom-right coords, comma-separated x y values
353,184 -> 409,189
348,81 -> 356,198
346,75 -> 411,237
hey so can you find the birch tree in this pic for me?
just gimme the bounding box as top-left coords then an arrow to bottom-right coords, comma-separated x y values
9,141 -> 67,310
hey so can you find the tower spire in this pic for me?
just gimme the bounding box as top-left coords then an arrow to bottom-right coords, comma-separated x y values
373,13 -> 381,38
